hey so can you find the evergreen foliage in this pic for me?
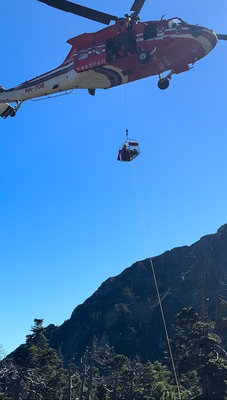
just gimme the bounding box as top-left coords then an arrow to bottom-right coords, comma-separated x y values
0,319 -> 69,400
171,307 -> 227,399
0,310 -> 226,400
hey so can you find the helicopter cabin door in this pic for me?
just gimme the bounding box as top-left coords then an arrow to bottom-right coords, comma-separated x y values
106,31 -> 137,65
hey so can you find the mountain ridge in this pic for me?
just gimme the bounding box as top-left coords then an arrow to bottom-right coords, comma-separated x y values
43,224 -> 227,364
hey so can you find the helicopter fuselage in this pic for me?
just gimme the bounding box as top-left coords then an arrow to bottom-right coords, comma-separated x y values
0,17 -> 217,114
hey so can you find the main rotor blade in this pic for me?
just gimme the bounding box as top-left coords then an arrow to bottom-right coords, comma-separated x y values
37,0 -> 118,24
217,33 -> 227,40
130,0 -> 146,14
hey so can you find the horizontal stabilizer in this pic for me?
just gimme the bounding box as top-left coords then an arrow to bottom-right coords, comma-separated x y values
0,103 -> 16,119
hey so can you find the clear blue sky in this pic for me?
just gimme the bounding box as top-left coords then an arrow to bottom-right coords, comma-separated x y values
1,0 -> 227,355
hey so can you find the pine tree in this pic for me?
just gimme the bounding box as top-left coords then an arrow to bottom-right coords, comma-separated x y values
0,319 -> 69,400
171,307 -> 227,399
141,361 -> 177,400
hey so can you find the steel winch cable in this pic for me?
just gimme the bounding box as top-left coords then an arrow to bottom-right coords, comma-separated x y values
129,162 -> 182,400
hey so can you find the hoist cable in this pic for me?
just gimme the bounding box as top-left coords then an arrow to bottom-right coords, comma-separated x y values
130,162 -> 182,400
124,86 -> 130,143
124,85 -> 129,130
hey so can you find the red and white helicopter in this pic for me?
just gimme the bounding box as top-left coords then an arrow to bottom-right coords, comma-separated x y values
0,0 -> 226,119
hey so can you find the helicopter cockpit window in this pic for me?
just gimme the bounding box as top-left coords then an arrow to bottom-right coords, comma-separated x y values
106,32 -> 137,63
168,18 -> 183,29
143,24 -> 157,40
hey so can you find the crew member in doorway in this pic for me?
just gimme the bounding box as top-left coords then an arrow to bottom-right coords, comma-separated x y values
118,143 -> 139,162
118,144 -> 131,161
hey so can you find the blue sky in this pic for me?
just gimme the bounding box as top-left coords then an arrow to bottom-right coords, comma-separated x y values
1,0 -> 227,355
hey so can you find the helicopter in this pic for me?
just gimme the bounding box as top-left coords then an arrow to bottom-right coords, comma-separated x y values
0,0 -> 227,119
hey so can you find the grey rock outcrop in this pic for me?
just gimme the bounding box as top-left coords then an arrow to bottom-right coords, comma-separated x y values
45,224 -> 227,364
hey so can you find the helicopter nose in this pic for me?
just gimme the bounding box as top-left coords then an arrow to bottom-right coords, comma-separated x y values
204,29 -> 218,53
189,25 -> 218,54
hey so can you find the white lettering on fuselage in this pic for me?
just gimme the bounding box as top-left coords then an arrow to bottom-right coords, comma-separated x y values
76,59 -> 105,72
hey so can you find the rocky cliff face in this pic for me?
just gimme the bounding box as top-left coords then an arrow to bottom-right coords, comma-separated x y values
45,224 -> 227,364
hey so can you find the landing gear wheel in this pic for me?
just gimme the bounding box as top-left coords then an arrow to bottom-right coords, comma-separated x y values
138,51 -> 150,64
158,79 -> 169,90
10,110 -> 16,117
